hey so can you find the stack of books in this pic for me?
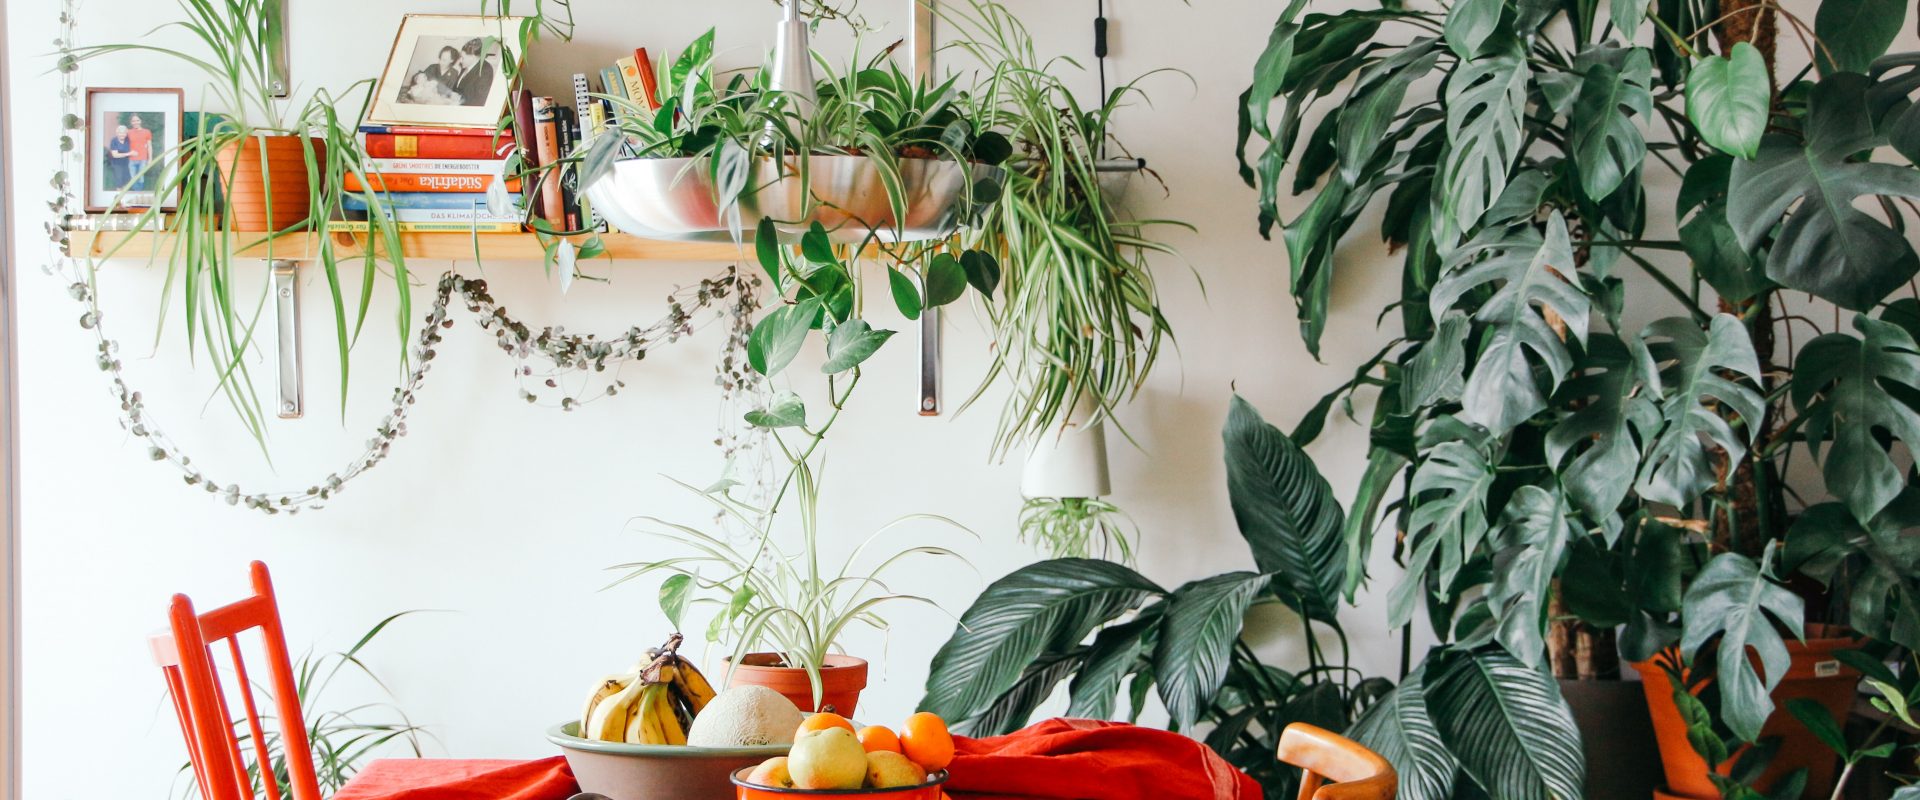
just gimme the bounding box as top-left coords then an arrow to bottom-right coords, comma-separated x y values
338,124 -> 522,233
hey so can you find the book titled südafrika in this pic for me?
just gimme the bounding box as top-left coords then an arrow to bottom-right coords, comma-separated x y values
325,220 -> 523,234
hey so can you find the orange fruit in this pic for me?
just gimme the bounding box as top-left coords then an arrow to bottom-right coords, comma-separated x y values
858,725 -> 903,753
899,712 -> 955,771
797,711 -> 856,736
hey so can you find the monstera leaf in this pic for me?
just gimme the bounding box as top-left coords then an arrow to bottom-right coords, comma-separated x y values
1632,315 -> 1765,508
1791,315 -> 1920,524
1348,657 -> 1458,800
1154,572 -> 1272,729
1546,333 -> 1659,530
1433,53 -> 1530,251
1728,73 -> 1920,310
1426,648 -> 1587,800
1813,0 -> 1906,74
1681,548 -> 1806,743
1391,426 -> 1496,627
1430,213 -> 1589,435
1487,486 -> 1578,664
1788,501 -> 1920,652
919,560 -> 1163,723
1569,45 -> 1653,202
1224,396 -> 1345,621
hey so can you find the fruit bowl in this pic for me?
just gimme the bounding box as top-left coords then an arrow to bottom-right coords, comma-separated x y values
730,766 -> 951,800
549,721 -> 789,800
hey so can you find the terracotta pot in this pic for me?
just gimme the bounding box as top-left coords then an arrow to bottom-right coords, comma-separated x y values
216,135 -> 325,232
1633,631 -> 1861,799
1560,677 -> 1664,800
726,653 -> 868,717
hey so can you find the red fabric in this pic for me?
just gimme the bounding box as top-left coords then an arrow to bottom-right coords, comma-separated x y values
946,718 -> 1262,800
329,757 -> 578,800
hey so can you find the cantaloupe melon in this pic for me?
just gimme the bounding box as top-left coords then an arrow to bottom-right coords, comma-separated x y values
686,685 -> 806,747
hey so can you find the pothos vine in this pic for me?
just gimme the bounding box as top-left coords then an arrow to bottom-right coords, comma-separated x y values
48,0 -> 766,515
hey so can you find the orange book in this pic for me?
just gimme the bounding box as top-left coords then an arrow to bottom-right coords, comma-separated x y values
343,173 -> 521,193
363,133 -> 513,159
634,48 -> 661,111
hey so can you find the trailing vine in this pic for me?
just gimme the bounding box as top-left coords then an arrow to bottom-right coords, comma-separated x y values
47,0 -> 764,515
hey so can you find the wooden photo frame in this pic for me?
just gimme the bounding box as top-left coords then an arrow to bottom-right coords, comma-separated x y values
366,15 -> 527,130
83,87 -> 184,214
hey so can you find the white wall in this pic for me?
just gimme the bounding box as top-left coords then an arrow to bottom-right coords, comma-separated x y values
8,1 -> 1418,798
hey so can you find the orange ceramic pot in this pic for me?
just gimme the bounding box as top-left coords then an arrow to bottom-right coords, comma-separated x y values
731,766 -> 948,800
216,135 -> 325,232
727,653 -> 869,717
1633,633 -> 1861,799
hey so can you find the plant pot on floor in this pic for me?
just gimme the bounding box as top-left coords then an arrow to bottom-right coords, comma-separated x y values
1633,631 -> 1861,800
726,653 -> 868,717
216,134 -> 324,232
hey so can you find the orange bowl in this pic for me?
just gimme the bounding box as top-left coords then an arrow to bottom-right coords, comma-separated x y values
730,767 -> 949,800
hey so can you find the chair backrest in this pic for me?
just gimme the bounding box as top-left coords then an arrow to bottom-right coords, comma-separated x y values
150,561 -> 321,800
1275,723 -> 1397,800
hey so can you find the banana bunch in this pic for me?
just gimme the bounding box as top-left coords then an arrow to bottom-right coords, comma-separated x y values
579,633 -> 718,745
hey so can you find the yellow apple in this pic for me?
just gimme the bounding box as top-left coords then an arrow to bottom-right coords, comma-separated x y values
788,727 -> 867,790
865,750 -> 929,789
746,756 -> 793,789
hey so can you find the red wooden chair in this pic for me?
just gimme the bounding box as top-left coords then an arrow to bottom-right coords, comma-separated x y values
1275,723 -> 1398,800
149,561 -> 323,800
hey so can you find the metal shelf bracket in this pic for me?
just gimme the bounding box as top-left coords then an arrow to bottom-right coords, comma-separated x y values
271,260 -> 302,419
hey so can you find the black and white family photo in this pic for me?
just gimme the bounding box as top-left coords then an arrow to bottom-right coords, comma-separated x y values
394,36 -> 498,107
368,15 -> 525,129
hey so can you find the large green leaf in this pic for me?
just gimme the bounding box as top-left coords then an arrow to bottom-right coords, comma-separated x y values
1433,54 -> 1530,251
1348,664 -> 1457,800
1153,572 -> 1271,730
1224,396 -> 1345,621
1336,45 -> 1443,185
957,650 -> 1089,736
1813,0 -> 1906,74
1546,333 -> 1659,530
1787,501 -> 1920,652
1430,213 -> 1588,435
1444,0 -> 1506,60
919,559 -> 1163,722
1066,606 -> 1163,720
1686,42 -> 1770,159
1427,648 -> 1586,800
1569,46 -> 1653,202
1680,548 -> 1805,742
1728,74 -> 1920,310
1342,448 -> 1412,602
1487,486 -> 1578,664
1632,315 -> 1765,508
1391,430 -> 1496,626
1790,315 -> 1920,524
747,297 -> 824,377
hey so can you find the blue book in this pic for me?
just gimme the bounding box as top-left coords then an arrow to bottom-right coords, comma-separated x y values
342,192 -> 517,212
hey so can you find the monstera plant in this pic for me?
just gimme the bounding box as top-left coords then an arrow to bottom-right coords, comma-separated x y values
1240,0 -> 1920,796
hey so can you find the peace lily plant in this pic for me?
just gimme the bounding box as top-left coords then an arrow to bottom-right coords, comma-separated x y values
1237,0 -> 1920,795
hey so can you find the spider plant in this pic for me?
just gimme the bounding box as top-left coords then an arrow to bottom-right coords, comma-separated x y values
934,0 -> 1190,459
171,613 -> 429,800
70,1 -> 566,449
1018,496 -> 1137,563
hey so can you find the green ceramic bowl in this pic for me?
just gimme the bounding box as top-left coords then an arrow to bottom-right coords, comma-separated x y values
548,722 -> 790,800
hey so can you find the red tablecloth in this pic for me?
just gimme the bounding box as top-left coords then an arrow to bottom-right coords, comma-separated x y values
328,718 -> 1259,800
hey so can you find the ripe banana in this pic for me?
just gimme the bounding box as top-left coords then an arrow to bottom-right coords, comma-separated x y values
580,674 -> 632,733
624,683 -> 672,744
576,633 -> 720,745
669,655 -> 718,714
585,678 -> 647,742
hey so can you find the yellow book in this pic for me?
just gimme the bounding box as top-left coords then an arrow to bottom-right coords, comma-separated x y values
617,56 -> 650,110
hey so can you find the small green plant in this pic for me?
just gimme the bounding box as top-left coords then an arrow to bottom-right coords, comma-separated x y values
1018,496 -> 1137,563
172,614 -> 429,800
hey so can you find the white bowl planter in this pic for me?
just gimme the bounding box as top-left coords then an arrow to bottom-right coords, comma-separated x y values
1021,394 -> 1112,499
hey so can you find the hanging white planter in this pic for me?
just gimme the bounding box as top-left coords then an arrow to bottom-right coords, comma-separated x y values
1021,394 -> 1112,499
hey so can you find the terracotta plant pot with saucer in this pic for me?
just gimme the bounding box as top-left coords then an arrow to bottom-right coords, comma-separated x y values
216,134 -> 325,232
727,653 -> 869,717
1633,627 -> 1861,799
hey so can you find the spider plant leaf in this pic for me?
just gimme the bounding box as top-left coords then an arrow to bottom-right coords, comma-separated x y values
919,559 -> 1163,723
1153,571 -> 1271,729
1348,658 -> 1458,800
1681,546 -> 1805,742
1223,395 -> 1345,622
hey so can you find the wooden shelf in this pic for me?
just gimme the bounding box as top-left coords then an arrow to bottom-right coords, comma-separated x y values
71,230 -> 757,262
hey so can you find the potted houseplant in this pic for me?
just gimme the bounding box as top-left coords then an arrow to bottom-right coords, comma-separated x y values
611,224 -> 978,715
1238,0 -> 1920,795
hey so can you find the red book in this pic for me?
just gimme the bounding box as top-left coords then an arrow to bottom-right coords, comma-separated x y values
342,173 -> 522,193
634,48 -> 661,111
531,97 -> 565,228
365,134 -> 514,160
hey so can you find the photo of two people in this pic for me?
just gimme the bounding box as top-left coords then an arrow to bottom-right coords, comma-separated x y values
100,111 -> 160,191
394,36 -> 499,107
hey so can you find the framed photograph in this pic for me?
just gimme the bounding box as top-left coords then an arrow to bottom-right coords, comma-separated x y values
366,15 -> 527,130
84,88 -> 184,213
